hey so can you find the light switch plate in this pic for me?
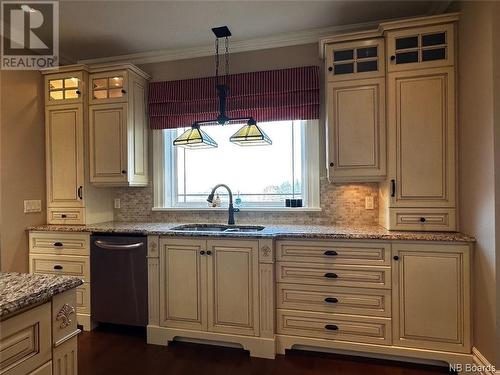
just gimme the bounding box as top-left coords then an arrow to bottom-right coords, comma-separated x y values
24,200 -> 42,213
114,198 -> 121,209
365,196 -> 374,210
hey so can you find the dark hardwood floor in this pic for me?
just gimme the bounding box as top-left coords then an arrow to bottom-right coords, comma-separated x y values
78,325 -> 452,375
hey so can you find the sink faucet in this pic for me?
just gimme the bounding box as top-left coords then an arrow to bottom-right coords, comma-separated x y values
207,184 -> 239,225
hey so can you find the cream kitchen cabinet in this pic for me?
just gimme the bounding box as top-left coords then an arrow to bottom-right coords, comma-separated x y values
325,38 -> 386,182
88,65 -> 149,187
392,243 -> 471,353
148,236 -> 275,359
380,66 -> 456,231
43,66 -> 113,225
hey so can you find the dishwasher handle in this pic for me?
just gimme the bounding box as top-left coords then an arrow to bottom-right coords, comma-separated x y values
94,240 -> 144,250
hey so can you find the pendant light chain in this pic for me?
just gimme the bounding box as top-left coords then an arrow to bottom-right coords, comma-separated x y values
225,36 -> 229,85
215,37 -> 220,86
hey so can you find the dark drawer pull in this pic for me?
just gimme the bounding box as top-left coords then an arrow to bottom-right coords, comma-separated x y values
420,217 -> 426,223
53,265 -> 63,270
325,324 -> 338,331
324,297 -> 338,304
61,214 -> 67,218
324,250 -> 338,256
53,242 -> 63,247
324,273 -> 338,279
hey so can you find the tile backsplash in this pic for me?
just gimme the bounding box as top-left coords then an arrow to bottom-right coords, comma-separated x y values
114,179 -> 379,226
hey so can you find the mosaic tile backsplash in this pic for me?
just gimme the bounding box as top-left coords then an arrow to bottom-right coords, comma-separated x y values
114,179 -> 379,226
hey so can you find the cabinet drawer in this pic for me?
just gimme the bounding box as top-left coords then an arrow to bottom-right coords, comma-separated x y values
276,241 -> 390,265
75,284 -> 91,315
277,283 -> 391,317
389,208 -> 456,231
30,255 -> 90,282
0,303 -> 52,375
47,208 -> 85,225
52,289 -> 79,347
29,232 -> 89,256
276,262 -> 391,289
277,309 -> 391,345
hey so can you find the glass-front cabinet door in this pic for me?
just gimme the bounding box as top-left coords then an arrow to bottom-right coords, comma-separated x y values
89,70 -> 128,104
325,38 -> 385,82
44,71 -> 84,105
386,23 -> 454,72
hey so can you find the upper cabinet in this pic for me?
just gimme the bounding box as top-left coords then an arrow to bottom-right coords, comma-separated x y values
326,38 -> 385,81
90,70 -> 128,104
45,71 -> 84,106
325,38 -> 386,182
88,66 -> 150,186
386,23 -> 455,72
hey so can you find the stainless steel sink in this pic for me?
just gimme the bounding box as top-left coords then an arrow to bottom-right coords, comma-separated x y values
171,224 -> 265,233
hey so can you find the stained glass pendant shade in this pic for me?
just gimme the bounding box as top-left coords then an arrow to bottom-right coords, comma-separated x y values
173,124 -> 218,148
230,118 -> 272,146
173,26 -> 271,148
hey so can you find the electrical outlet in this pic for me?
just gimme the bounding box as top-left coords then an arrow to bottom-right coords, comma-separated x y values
365,196 -> 374,210
114,198 -> 121,209
24,200 -> 42,213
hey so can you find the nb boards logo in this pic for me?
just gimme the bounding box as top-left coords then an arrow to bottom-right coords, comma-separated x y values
1,1 -> 59,70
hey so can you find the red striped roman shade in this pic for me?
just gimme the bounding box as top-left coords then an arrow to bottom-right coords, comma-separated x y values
148,66 -> 320,130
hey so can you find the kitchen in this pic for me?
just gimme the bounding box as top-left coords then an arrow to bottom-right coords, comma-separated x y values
1,1 -> 499,375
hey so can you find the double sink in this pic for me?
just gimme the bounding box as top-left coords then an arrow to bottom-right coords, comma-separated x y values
171,224 -> 265,233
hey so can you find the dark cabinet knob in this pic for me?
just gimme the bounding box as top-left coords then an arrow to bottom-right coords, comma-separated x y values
200,251 -> 205,255
121,170 -> 127,174
329,162 -> 334,167
328,67 -> 333,72
53,242 -> 63,247
53,265 -> 63,270
324,272 -> 338,279
61,214 -> 67,218
390,55 -> 396,61
324,297 -> 338,304
324,250 -> 338,256
206,251 -> 212,256
420,217 -> 426,223
325,324 -> 338,331
393,255 -> 399,261
121,89 -> 126,94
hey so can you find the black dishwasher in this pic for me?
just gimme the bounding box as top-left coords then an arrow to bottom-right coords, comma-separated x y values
91,233 -> 148,327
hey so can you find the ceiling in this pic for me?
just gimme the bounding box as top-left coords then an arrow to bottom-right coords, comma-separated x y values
59,1 -> 452,63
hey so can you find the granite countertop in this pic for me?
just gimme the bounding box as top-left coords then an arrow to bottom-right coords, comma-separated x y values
0,272 -> 83,319
28,221 -> 475,242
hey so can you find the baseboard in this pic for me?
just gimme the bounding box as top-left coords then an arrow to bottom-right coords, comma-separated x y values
472,347 -> 497,375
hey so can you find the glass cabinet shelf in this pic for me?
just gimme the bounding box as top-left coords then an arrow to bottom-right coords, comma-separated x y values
92,75 -> 125,100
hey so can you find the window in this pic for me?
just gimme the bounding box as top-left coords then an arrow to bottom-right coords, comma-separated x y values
153,120 -> 320,210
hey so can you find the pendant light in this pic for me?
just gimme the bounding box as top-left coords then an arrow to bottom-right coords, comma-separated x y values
173,26 -> 272,148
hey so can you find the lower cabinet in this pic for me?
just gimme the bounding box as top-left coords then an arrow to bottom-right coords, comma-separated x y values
159,238 -> 259,336
392,243 -> 471,353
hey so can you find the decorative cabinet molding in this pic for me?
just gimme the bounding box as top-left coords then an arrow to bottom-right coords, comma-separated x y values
88,66 -> 150,187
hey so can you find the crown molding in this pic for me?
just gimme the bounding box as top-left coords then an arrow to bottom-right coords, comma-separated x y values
78,20 -> 381,66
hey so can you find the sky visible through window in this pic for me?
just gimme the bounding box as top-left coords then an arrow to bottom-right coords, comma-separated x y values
170,121 -> 303,206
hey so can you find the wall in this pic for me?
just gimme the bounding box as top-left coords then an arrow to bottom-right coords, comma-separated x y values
114,43 -> 380,225
457,0 -> 497,365
0,70 -> 46,273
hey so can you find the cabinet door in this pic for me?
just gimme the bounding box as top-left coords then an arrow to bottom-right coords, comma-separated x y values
45,71 -> 84,106
89,103 -> 128,185
327,78 -> 386,182
89,70 -> 128,105
159,239 -> 207,331
45,104 -> 84,209
206,240 -> 259,336
386,23 -> 454,72
325,38 -> 385,81
388,67 -> 455,207
392,243 -> 471,353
